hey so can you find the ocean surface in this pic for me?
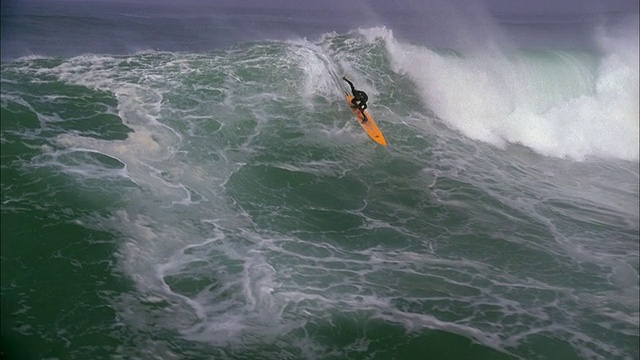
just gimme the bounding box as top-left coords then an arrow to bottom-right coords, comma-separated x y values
1,1 -> 639,359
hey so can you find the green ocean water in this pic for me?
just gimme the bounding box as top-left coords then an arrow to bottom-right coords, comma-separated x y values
1,27 -> 639,360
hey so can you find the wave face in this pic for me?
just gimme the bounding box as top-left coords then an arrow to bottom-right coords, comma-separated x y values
2,6 -> 638,360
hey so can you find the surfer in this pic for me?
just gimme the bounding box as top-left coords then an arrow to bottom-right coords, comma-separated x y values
342,77 -> 369,122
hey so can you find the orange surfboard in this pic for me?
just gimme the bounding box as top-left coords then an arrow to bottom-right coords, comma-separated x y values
345,94 -> 387,146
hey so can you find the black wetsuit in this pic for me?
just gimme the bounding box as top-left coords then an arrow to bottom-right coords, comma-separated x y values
351,90 -> 368,111
342,77 -> 369,121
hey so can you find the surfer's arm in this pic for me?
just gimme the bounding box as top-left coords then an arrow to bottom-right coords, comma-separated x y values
342,77 -> 356,93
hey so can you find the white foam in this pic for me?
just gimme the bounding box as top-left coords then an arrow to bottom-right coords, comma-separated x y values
368,21 -> 639,161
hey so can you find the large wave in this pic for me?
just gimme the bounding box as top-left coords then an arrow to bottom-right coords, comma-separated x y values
368,17 -> 638,162
2,19 -> 638,358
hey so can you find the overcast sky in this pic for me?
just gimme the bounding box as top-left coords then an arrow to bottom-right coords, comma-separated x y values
5,0 -> 640,14
2,0 -> 637,59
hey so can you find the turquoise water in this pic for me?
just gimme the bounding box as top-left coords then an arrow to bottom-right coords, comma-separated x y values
2,5 -> 639,360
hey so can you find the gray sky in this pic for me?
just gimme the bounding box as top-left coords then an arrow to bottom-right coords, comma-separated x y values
2,0 -> 637,59
148,0 -> 638,15
9,0 -> 639,14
